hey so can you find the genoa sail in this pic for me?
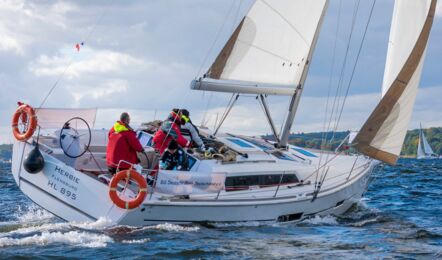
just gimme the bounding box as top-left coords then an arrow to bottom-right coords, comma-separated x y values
417,124 -> 436,158
193,0 -> 328,94
353,0 -> 436,165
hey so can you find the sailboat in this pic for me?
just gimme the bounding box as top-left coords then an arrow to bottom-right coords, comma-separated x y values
10,0 -> 437,225
417,124 -> 439,159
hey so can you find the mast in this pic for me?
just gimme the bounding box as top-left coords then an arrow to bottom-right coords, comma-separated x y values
278,2 -> 329,148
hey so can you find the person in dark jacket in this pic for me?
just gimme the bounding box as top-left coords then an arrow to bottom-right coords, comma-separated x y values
106,112 -> 144,174
152,109 -> 190,154
159,140 -> 186,170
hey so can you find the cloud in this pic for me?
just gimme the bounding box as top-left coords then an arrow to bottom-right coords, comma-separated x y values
0,0 -> 441,145
29,48 -> 149,79
69,79 -> 129,105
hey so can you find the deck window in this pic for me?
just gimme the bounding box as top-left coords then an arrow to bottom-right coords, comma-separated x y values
292,147 -> 317,157
226,138 -> 254,148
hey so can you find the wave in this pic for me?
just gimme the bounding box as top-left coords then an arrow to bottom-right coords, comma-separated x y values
300,215 -> 338,225
14,204 -> 55,224
0,230 -> 113,248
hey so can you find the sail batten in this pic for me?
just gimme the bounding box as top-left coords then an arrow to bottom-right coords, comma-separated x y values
354,0 -> 436,165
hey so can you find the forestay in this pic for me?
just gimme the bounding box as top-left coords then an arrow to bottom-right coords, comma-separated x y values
195,0 -> 327,95
354,0 -> 436,165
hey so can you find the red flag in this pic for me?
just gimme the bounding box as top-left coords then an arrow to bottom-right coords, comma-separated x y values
75,42 -> 84,52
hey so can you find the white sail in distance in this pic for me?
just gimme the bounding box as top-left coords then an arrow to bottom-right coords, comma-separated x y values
354,0 -> 437,165
194,0 -> 327,94
421,129 -> 435,155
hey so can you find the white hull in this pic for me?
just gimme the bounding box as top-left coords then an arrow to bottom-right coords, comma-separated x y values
12,140 -> 375,226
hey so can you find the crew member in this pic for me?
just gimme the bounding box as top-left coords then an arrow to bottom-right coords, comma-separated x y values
181,109 -> 204,150
152,109 -> 190,154
106,112 -> 144,174
159,140 -> 187,170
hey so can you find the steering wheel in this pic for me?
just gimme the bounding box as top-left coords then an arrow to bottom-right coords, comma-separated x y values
59,117 -> 91,158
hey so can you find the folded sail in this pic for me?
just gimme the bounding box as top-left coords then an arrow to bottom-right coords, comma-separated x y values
354,0 -> 436,165
205,0 -> 328,87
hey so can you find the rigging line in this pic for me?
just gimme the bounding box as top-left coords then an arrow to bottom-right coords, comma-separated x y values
37,0 -> 114,110
231,0 -> 244,32
317,0 -> 359,172
216,93 -> 236,131
201,92 -> 213,127
333,0 -> 377,135
318,0 -> 342,169
324,0 -> 360,145
329,0 -> 361,140
195,0 -> 238,79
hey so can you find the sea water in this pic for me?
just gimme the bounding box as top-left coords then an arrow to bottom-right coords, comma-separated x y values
0,159 -> 441,259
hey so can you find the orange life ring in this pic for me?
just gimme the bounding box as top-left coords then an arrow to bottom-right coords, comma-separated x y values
12,104 -> 38,141
109,169 -> 148,209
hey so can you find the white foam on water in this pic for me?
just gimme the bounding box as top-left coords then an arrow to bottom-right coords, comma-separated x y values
122,238 -> 150,244
2,218 -> 113,238
137,223 -> 200,232
0,222 -> 71,237
71,217 -> 113,230
0,230 -> 113,248
210,221 -> 264,228
15,204 -> 55,223
302,215 -> 338,225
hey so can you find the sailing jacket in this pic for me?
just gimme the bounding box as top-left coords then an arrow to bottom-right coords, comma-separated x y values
152,112 -> 190,154
106,121 -> 143,169
181,120 -> 204,148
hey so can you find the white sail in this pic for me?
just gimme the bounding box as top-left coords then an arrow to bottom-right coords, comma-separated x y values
204,0 -> 328,89
354,0 -> 436,165
421,129 -> 435,155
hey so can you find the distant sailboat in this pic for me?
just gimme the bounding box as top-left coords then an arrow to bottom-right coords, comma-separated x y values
417,124 -> 439,159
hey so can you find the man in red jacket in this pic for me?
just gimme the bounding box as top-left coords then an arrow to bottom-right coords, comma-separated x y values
106,112 -> 144,174
152,109 -> 190,154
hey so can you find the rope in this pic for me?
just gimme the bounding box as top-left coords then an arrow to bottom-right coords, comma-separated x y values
332,0 -> 377,136
324,0 -> 361,145
37,1 -> 114,109
318,0 -> 343,170
195,0 -> 238,78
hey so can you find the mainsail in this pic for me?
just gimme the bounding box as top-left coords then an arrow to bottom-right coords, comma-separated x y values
354,0 -> 436,165
191,0 -> 328,95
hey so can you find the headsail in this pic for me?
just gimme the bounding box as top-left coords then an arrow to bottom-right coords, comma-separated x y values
421,128 -> 435,156
192,0 -> 328,95
354,0 -> 436,165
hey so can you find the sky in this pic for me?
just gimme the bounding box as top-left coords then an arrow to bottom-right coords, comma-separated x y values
0,0 -> 441,144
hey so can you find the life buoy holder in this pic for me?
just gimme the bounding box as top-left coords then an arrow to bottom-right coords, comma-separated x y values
109,169 -> 148,209
12,104 -> 38,141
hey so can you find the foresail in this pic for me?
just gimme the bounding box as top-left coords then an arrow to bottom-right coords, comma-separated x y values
422,130 -> 435,155
354,0 -> 436,165
206,0 -> 328,86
